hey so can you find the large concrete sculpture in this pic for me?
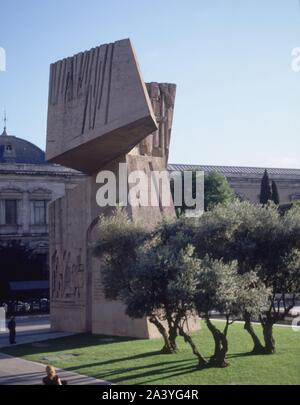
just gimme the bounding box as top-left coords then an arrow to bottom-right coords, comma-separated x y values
46,39 -> 157,173
47,39 -> 199,337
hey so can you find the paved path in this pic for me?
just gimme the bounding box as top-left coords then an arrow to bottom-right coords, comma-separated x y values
0,315 -> 112,385
0,315 -> 74,348
0,353 -> 111,385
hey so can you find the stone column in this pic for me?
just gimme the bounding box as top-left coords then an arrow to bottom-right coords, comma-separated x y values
22,191 -> 30,233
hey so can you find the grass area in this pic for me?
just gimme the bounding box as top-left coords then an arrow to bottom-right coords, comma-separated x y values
2,321 -> 300,385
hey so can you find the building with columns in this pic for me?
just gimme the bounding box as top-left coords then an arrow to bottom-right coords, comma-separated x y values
0,124 -> 84,295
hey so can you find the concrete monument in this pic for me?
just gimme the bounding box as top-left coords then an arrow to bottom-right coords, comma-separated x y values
46,39 -> 157,173
47,39 -> 199,337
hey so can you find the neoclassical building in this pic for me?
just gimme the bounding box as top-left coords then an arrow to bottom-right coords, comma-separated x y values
0,125 -> 84,288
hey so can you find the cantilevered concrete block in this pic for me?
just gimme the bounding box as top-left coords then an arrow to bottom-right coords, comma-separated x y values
46,39 -> 157,173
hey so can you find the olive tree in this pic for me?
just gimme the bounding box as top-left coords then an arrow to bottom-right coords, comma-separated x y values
93,210 -> 206,364
194,257 -> 268,367
193,201 -> 300,354
93,208 -> 147,300
125,243 -> 207,366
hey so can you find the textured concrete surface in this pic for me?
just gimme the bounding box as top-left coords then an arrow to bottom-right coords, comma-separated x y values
46,38 -> 157,173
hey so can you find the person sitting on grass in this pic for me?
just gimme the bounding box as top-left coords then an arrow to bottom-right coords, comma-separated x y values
42,365 -> 63,385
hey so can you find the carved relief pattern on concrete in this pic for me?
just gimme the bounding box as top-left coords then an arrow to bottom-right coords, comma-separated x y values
46,39 -> 158,174
138,83 -> 176,161
51,249 -> 84,301
49,43 -> 115,133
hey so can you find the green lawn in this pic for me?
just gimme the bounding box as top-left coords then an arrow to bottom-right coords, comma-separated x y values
2,321 -> 300,385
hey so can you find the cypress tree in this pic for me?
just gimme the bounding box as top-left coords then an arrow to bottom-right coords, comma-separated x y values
271,180 -> 280,205
260,169 -> 272,204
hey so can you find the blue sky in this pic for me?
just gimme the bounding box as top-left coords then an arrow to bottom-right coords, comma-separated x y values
0,0 -> 300,168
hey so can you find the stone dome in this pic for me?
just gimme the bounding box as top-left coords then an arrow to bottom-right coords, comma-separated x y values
0,127 -> 45,164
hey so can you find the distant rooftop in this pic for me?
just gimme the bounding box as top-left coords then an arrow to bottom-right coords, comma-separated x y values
0,162 -> 84,177
168,164 -> 300,178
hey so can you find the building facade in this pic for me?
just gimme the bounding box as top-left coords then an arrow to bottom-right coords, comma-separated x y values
0,125 -> 84,295
168,164 -> 300,204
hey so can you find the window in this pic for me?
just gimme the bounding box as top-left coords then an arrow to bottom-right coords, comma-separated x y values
5,200 -> 17,225
33,200 -> 47,225
5,145 -> 12,151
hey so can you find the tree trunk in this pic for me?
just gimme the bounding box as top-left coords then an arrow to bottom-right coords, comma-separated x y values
178,326 -> 207,368
243,312 -> 265,354
262,320 -> 275,354
168,325 -> 178,353
149,315 -> 176,354
205,317 -> 229,367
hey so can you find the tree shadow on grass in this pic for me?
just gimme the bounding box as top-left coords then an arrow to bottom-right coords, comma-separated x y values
132,350 -> 277,385
90,358 -> 200,385
65,349 -> 170,371
133,364 -> 204,386
111,350 -> 266,384
226,351 -> 264,359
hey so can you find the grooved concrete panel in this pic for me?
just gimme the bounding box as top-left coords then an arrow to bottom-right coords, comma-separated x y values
46,38 -> 157,173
